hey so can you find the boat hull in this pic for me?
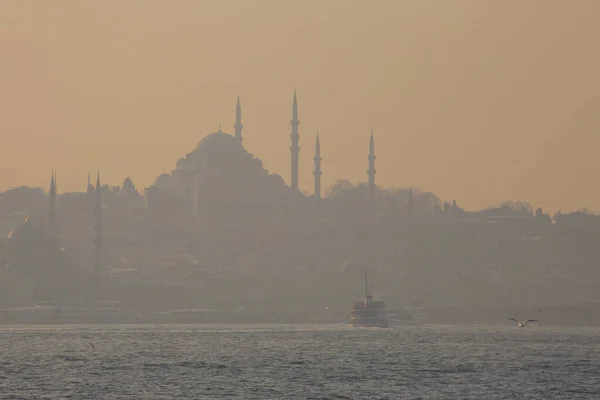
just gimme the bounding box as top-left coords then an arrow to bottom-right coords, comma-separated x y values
349,315 -> 389,328
350,321 -> 389,328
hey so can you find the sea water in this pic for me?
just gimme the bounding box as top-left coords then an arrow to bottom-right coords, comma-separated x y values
0,324 -> 598,399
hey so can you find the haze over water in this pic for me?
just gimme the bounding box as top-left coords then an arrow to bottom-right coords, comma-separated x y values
1,324 -> 599,399
2,2 -> 600,397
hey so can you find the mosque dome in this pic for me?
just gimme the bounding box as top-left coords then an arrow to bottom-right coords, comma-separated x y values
154,173 -> 172,189
196,131 -> 243,154
268,173 -> 285,187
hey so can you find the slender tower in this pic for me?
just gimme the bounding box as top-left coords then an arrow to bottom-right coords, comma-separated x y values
290,90 -> 300,191
86,172 -> 94,195
93,171 -> 103,284
48,172 -> 57,237
234,95 -> 243,141
313,131 -> 322,199
367,129 -> 376,203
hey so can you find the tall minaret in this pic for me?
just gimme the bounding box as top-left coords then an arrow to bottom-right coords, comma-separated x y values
290,90 -> 300,191
48,172 -> 57,237
93,171 -> 103,283
234,95 -> 243,141
86,172 -> 94,195
313,131 -> 322,199
367,129 -> 376,203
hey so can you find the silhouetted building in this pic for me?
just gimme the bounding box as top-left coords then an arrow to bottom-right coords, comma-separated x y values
144,97 -> 308,226
1,177 -> 84,308
86,172 -> 94,196
368,130 -> 376,204
290,90 -> 300,191
234,95 -> 243,141
9,92 -> 599,319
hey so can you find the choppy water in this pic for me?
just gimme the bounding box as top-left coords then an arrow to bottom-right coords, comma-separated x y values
0,324 -> 599,399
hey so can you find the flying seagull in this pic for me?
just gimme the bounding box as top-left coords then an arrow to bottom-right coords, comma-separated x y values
508,318 -> 538,327
87,342 -> 95,348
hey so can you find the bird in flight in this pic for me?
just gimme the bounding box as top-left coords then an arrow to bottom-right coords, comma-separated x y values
508,318 -> 538,327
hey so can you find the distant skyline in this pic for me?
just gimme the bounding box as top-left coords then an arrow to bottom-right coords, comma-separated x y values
1,0 -> 599,211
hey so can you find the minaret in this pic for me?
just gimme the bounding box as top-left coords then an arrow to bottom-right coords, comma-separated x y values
93,171 -> 103,284
234,95 -> 243,141
86,172 -> 94,195
290,90 -> 300,191
313,131 -> 322,199
367,129 -> 376,203
48,172 -> 57,237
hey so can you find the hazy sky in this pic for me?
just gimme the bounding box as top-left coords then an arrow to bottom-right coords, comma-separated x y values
1,0 -> 599,211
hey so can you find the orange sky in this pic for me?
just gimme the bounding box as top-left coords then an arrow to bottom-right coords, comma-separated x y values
1,0 -> 599,211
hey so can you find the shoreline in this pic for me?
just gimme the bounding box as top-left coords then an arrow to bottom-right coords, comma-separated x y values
2,303 -> 599,327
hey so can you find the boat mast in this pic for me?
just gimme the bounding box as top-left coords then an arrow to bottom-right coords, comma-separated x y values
364,268 -> 368,299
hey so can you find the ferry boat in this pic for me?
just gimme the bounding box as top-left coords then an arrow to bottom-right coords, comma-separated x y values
349,270 -> 389,328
